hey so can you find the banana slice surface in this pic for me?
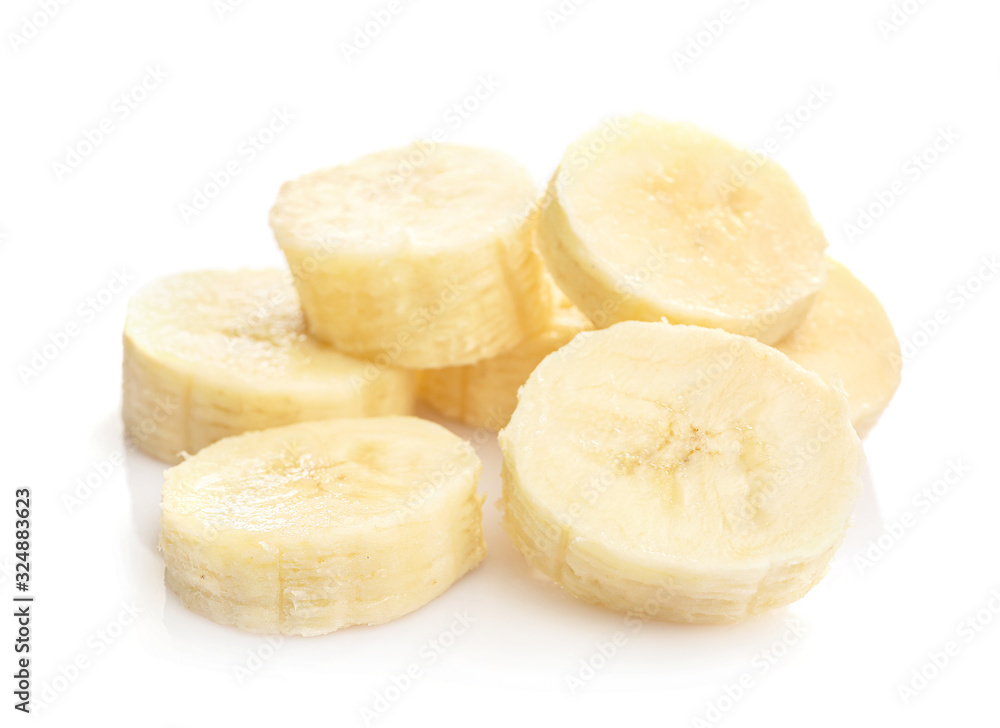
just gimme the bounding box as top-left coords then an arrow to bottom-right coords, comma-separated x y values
538,116 -> 827,344
500,321 -> 863,622
270,143 -> 552,367
160,416 -> 486,635
776,258 -> 901,437
123,269 -> 414,463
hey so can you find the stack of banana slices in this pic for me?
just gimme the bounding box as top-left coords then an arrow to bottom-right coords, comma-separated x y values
125,114 -> 901,635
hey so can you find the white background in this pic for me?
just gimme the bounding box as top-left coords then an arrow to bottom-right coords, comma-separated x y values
2,0 -> 998,725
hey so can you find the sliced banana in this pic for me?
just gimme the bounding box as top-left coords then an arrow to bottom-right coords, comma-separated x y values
160,416 -> 486,635
776,258 -> 901,438
418,286 -> 593,430
269,144 -> 552,368
500,321 -> 863,623
537,116 -> 827,344
122,269 -> 414,464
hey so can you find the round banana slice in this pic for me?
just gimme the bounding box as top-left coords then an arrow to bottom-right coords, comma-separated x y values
500,321 -> 863,623
776,258 -> 901,438
160,416 -> 486,635
418,287 -> 593,430
123,269 -> 414,464
269,144 -> 552,368
537,116 -> 827,344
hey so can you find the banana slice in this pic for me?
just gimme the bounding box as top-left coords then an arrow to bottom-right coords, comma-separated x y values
123,269 -> 414,464
269,144 -> 552,368
160,416 -> 486,635
536,116 -> 827,344
500,321 -> 863,623
418,286 -> 593,429
776,258 -> 901,438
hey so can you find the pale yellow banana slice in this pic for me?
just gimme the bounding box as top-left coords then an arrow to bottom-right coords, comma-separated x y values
500,321 -> 863,623
122,269 -> 414,464
775,258 -> 901,438
160,416 -> 486,635
418,286 -> 593,429
269,144 -> 552,368
536,116 -> 827,344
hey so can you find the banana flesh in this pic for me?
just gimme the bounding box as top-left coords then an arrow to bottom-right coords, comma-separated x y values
160,416 -> 486,635
500,321 -> 863,623
269,144 -> 553,368
418,287 -> 592,429
536,116 -> 827,344
776,257 -> 902,438
123,269 -> 414,463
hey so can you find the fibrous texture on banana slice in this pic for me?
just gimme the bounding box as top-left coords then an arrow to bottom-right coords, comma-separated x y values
776,258 -> 902,438
123,269 -> 414,464
500,321 -> 863,623
160,416 -> 486,635
536,115 -> 828,344
418,287 -> 593,429
269,143 -> 552,368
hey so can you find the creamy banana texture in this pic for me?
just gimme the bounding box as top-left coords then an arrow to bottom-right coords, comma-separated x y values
269,143 -> 553,368
418,284 -> 593,429
134,121 -> 898,632
537,115 -> 827,345
500,321 -> 864,623
160,417 -> 486,636
775,258 -> 902,437
122,269 -> 414,464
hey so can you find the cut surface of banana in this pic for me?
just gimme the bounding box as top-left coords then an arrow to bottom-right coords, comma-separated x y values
269,143 -> 552,368
500,321 -> 863,623
776,258 -> 901,438
160,416 -> 486,635
418,287 -> 593,429
123,269 -> 414,464
536,116 -> 827,344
